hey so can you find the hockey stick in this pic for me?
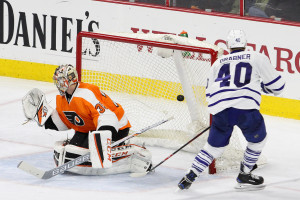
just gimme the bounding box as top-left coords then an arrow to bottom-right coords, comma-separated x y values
130,126 -> 211,177
17,116 -> 174,179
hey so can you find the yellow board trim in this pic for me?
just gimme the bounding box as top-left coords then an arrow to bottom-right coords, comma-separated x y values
0,58 -> 57,82
261,95 -> 300,120
1,58 -> 299,120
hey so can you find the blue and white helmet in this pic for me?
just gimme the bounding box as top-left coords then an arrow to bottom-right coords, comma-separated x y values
226,29 -> 247,49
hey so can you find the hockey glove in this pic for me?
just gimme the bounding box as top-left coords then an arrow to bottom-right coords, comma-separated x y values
22,88 -> 53,126
260,82 -> 273,94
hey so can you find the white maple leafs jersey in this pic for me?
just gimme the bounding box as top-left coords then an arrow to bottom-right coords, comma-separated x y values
206,50 -> 285,115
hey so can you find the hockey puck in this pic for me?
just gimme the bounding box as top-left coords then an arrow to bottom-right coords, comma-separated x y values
177,95 -> 184,101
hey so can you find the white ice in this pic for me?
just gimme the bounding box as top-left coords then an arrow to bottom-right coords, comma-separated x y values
0,76 -> 300,200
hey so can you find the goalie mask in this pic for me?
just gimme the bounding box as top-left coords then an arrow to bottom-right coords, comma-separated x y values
53,64 -> 78,96
226,29 -> 247,49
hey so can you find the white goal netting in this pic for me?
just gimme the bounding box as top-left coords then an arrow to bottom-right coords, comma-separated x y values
77,31 -> 266,173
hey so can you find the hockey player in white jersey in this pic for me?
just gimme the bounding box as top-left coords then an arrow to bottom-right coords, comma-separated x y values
178,29 -> 285,190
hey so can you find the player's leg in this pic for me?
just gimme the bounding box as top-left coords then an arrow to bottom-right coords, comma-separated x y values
54,143 -> 151,175
236,109 -> 267,189
178,108 -> 233,190
111,144 -> 152,174
53,132 -> 91,167
53,131 -> 101,173
53,140 -> 92,173
69,131 -> 89,148
54,131 -> 151,176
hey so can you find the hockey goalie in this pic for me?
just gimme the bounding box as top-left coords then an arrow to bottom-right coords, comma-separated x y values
22,64 -> 152,176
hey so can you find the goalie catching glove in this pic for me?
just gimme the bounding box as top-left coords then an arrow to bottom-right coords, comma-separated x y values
22,88 -> 53,126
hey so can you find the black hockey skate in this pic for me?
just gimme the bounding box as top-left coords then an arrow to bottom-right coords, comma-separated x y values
235,163 -> 265,191
178,170 -> 197,190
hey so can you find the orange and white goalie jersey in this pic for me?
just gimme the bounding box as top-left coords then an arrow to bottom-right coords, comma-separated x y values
54,82 -> 131,133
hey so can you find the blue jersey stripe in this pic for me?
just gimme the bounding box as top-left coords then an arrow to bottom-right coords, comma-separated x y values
206,87 -> 261,98
265,75 -> 281,86
273,84 -> 285,91
208,96 -> 260,107
199,150 -> 214,160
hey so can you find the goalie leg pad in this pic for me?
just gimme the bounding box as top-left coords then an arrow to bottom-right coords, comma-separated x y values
64,144 -> 92,175
64,144 -> 90,165
53,141 -> 66,167
53,141 -> 92,175
89,130 -> 112,168
130,150 -> 152,173
128,145 -> 152,173
94,144 -> 152,175
53,143 -> 152,176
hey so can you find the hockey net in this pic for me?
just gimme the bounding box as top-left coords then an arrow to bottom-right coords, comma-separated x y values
76,31 -> 266,174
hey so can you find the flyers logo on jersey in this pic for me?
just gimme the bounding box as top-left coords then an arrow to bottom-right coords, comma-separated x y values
63,111 -> 85,126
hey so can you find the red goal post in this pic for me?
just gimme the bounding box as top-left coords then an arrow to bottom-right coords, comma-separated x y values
75,31 -> 258,174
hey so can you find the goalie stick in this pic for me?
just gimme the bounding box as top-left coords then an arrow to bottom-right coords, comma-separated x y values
131,126 -> 211,177
17,116 -> 174,179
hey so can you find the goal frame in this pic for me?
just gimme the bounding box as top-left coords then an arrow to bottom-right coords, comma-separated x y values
76,31 -> 219,173
76,31 -> 219,81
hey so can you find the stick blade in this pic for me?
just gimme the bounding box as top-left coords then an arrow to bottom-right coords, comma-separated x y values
17,161 -> 46,179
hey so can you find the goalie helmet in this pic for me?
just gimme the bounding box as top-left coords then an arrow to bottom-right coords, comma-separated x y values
226,29 -> 247,49
53,64 -> 78,96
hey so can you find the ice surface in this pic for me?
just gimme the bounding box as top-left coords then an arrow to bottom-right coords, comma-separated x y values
0,76 -> 299,200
